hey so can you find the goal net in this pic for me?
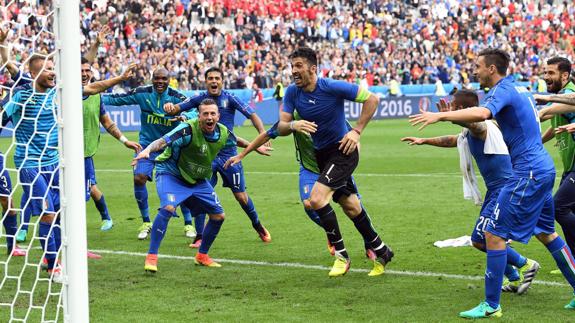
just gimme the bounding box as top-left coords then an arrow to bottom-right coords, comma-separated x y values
0,1 -> 88,322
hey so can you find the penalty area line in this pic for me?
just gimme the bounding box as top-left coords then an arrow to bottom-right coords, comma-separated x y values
90,248 -> 567,287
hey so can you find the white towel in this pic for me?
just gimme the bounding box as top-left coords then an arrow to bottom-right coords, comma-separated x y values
457,129 -> 483,206
433,235 -> 472,248
483,120 -> 509,155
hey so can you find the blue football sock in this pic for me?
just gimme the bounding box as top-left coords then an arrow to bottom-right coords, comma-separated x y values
53,216 -> 61,250
546,236 -> 575,291
148,208 -> 173,255
20,207 -> 32,231
3,214 -> 17,253
304,208 -> 322,227
504,264 -> 520,281
241,197 -> 259,225
39,221 -> 57,270
134,183 -> 150,222
199,218 -> 224,254
485,249 -> 506,309
181,205 -> 192,226
94,195 -> 111,221
506,246 -> 527,268
194,213 -> 206,235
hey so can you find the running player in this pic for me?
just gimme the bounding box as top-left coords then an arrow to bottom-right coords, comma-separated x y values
164,67 -> 271,243
410,48 -> 575,317
402,89 -> 538,294
273,47 -> 393,277
102,67 -> 197,240
137,99 -> 270,272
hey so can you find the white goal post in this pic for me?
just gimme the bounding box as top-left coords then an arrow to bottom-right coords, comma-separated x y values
56,0 -> 90,322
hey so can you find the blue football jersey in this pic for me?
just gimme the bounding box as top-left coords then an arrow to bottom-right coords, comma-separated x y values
179,90 -> 254,155
482,76 -> 554,175
283,78 -> 359,150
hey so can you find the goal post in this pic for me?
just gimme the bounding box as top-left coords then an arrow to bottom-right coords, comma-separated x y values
56,0 -> 90,322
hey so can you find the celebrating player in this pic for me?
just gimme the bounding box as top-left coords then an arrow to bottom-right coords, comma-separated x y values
273,47 -> 393,277
1,55 -> 62,282
102,67 -> 197,240
164,67 -> 272,244
402,89 -> 539,293
81,57 -> 142,232
136,99 -> 270,272
536,57 -> 575,275
410,48 -> 575,318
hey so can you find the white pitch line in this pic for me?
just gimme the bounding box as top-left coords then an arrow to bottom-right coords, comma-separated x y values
96,169 -> 462,178
90,249 -> 568,287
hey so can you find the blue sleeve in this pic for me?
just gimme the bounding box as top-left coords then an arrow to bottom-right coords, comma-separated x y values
99,95 -> 106,116
225,130 -> 237,148
2,91 -> 20,120
11,70 -> 31,87
101,89 -> 139,106
228,92 -> 254,118
265,122 -> 280,139
168,88 -> 189,104
282,86 -> 295,115
483,85 -> 511,117
163,123 -> 192,145
179,94 -> 204,112
0,94 -> 13,126
325,79 -> 359,101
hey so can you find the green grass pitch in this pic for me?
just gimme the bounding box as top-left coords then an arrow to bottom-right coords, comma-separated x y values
1,119 -> 573,322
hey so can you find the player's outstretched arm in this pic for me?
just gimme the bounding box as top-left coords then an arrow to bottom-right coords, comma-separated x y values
224,132 -> 273,169
555,123 -> 575,135
100,114 -> 142,152
84,25 -> 111,64
131,138 -> 166,166
409,107 -> 491,130
538,102 -> 575,120
0,27 -> 20,78
542,126 -> 555,143
83,63 -> 137,96
535,93 -> 575,106
401,135 -> 458,147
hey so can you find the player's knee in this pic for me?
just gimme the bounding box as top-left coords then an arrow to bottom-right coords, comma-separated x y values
536,232 -> 558,245
209,213 -> 225,221
472,241 -> 486,252
303,199 -> 312,210
340,200 -> 361,218
40,213 -> 55,224
163,205 -> 176,213
234,192 -> 248,205
90,185 -> 102,199
0,196 -> 9,212
134,175 -> 148,186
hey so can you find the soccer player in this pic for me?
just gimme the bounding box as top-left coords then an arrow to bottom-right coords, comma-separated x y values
136,99 -> 270,272
410,48 -> 575,317
1,55 -> 62,282
224,117 -> 385,272
102,67 -> 197,240
273,47 -> 393,277
402,89 -> 538,294
536,57 -> 575,275
80,57 -> 142,231
164,67 -> 272,243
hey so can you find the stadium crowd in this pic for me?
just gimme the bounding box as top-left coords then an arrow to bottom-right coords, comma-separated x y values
0,0 -> 574,91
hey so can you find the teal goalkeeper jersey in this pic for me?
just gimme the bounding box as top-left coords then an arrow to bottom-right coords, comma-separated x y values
1,84 -> 59,168
101,86 -> 191,147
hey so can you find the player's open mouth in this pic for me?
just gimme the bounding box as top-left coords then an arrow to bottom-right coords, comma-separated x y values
209,85 -> 218,90
293,75 -> 301,82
